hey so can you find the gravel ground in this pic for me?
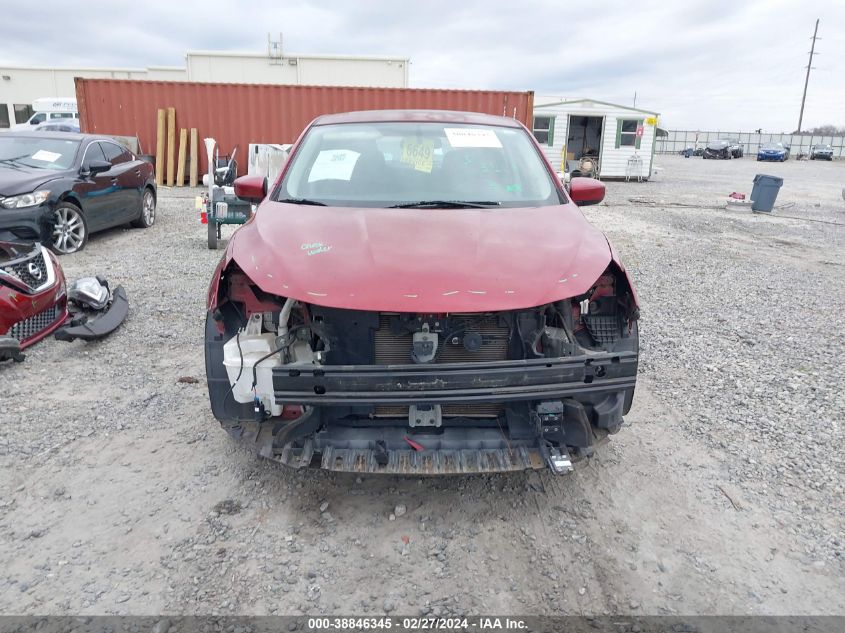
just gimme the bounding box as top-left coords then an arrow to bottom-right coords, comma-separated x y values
0,155 -> 843,616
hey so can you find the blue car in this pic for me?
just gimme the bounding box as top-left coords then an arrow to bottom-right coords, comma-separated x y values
757,143 -> 787,162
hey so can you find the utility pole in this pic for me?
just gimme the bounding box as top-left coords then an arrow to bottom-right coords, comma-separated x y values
633,91 -> 637,108
797,19 -> 820,133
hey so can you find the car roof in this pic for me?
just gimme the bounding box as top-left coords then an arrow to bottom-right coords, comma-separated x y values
312,109 -> 524,128
0,131 -> 114,143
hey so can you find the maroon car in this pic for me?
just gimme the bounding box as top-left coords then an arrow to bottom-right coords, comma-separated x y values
0,241 -> 68,351
205,110 -> 639,475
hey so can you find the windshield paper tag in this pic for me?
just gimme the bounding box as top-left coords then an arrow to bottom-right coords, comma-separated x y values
444,128 -> 502,149
31,150 -> 62,162
400,137 -> 434,173
308,150 -> 360,182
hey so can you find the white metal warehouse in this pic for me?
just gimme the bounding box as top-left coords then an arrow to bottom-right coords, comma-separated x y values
532,98 -> 660,180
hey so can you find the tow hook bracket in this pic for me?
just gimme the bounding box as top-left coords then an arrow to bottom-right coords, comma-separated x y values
409,404 -> 442,428
536,400 -> 565,442
547,448 -> 574,475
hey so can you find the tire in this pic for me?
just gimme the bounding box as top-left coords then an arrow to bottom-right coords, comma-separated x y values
208,218 -> 218,250
50,201 -> 89,255
131,187 -> 156,228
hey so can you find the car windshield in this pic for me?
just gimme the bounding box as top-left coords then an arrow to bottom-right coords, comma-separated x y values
815,144 -> 832,150
0,137 -> 79,170
277,121 -> 561,208
761,143 -> 782,150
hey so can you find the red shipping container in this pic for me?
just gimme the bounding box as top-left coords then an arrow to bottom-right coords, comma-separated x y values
75,78 -> 534,176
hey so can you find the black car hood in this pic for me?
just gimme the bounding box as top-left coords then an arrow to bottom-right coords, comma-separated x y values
0,166 -> 66,197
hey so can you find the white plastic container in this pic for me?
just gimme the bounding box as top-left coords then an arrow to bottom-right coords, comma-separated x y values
223,332 -> 283,417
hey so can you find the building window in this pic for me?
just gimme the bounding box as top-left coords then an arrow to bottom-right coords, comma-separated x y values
616,119 -> 643,149
533,116 -> 555,146
13,104 -> 34,124
0,105 -> 9,128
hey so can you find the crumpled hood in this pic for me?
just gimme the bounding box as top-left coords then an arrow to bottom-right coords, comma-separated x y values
0,167 -> 61,197
229,201 -> 612,312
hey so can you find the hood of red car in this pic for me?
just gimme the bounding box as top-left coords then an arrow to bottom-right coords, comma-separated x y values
230,201 -> 612,312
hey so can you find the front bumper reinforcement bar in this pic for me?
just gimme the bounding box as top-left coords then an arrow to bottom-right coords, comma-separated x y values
272,352 -> 637,406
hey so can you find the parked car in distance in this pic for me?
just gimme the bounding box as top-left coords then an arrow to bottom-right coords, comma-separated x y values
693,147 -> 704,156
810,144 -> 833,160
205,109 -> 640,476
33,119 -> 81,134
727,139 -> 743,158
702,140 -> 732,159
0,132 -> 156,254
757,143 -> 788,162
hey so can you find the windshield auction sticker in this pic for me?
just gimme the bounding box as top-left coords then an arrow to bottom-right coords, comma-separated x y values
444,128 -> 502,148
31,150 -> 62,162
308,149 -> 360,182
400,137 -> 435,173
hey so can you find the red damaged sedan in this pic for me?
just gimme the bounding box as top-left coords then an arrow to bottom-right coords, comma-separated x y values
205,110 -> 639,475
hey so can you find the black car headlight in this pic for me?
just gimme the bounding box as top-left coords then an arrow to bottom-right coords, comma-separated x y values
1,190 -> 50,209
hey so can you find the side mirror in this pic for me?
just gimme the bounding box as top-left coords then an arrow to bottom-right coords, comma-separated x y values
234,175 -> 268,204
569,177 -> 605,206
84,160 -> 111,177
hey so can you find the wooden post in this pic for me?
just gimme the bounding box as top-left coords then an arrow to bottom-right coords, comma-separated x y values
166,107 -> 176,186
155,109 -> 166,186
189,128 -> 198,187
176,128 -> 187,187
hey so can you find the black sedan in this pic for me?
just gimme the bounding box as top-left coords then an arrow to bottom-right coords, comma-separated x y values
0,132 -> 156,254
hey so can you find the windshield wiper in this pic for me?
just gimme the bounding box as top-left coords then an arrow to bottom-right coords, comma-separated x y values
277,197 -> 327,206
0,155 -> 31,170
388,200 -> 501,209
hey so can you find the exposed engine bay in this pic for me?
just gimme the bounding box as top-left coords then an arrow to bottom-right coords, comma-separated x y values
206,262 -> 639,475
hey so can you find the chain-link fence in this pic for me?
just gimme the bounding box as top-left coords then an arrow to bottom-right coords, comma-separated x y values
656,130 -> 844,158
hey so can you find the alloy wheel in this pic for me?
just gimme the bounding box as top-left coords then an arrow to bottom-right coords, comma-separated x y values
52,206 -> 86,254
142,190 -> 156,225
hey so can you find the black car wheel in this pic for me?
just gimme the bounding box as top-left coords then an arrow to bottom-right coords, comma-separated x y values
50,202 -> 89,255
131,188 -> 156,228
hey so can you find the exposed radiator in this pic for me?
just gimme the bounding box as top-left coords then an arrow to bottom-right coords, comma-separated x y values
373,313 -> 509,419
373,314 -> 509,364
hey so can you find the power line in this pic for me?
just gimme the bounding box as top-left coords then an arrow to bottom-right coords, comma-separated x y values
797,18 -> 820,132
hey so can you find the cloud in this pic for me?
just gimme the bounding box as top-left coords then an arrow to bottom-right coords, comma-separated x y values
1,0 -> 842,131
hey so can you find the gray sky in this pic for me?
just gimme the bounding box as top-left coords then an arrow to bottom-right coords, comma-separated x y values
3,0 -> 843,131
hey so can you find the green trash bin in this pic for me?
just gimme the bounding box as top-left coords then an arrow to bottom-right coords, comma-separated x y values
751,174 -> 783,213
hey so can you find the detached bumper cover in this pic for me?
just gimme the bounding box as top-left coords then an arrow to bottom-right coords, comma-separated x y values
54,285 -> 128,342
272,352 -> 637,406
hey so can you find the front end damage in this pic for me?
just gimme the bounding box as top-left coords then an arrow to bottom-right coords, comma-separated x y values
205,262 -> 639,475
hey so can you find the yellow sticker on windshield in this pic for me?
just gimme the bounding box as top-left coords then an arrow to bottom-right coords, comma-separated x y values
400,137 -> 435,173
